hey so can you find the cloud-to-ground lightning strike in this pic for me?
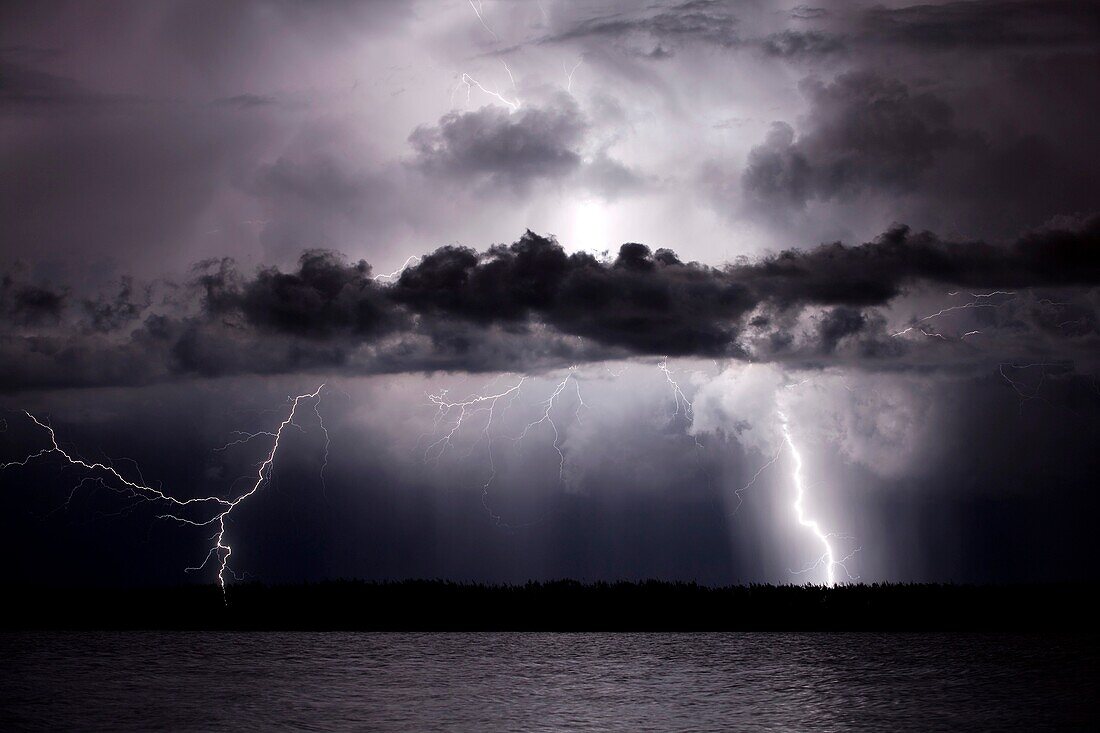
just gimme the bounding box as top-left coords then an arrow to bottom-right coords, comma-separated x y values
722,377 -> 858,584
779,410 -> 848,586
1,386 -> 329,597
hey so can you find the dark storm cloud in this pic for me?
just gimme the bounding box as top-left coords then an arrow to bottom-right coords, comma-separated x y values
543,0 -> 741,50
534,0 -> 1098,61
816,306 -> 866,354
853,0 -> 1100,52
81,277 -> 152,333
407,99 -> 644,199
409,99 -> 588,189
734,48 -> 1099,239
2,216 -> 1098,390
741,216 -> 1100,301
579,0 -> 1100,59
388,235 -> 752,356
1,272 -> 67,326
532,0 -> 842,59
200,250 -> 400,339
526,0 -> 1099,245
742,72 -> 963,209
759,29 -> 844,59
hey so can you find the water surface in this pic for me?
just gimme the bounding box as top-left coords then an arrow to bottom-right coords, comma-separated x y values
2,632 -> 1096,731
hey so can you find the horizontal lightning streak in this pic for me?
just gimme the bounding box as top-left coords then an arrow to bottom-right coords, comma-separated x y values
891,291 -> 1017,338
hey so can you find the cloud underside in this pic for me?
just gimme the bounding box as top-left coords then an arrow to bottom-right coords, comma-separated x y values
3,217 -> 1099,391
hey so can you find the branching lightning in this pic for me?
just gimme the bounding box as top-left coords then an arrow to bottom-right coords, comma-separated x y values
452,72 -> 520,111
507,366 -> 586,483
998,361 -> 1064,411
422,376 -> 526,525
891,290 -> 1017,338
5,361 -> 868,589
371,256 -> 422,283
1,385 -> 329,597
657,359 -> 704,450
564,58 -> 582,93
657,359 -> 694,422
422,377 -> 526,464
420,367 -> 588,525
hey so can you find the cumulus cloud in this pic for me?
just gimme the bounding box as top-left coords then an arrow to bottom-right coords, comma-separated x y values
409,99 -> 588,190
742,72 -> 964,210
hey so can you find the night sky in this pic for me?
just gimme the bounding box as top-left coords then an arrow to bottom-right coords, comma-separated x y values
2,0 -> 1099,587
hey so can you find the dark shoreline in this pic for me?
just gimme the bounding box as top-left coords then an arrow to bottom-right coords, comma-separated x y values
5,581 -> 1097,631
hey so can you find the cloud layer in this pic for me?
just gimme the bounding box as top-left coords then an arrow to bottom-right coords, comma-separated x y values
3,215 -> 1098,391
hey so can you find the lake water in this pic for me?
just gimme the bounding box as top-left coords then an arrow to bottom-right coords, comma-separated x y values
2,632 -> 1097,731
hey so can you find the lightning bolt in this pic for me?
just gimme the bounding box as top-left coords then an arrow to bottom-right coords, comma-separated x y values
371,256 -> 422,283
730,443 -> 782,516
564,58 -> 582,93
657,359 -> 694,422
500,59 -> 517,90
451,72 -> 520,111
468,0 -> 498,41
508,366 -> 586,483
422,377 -> 525,463
657,359 -> 705,453
722,377 -> 858,584
421,377 -> 527,525
891,291 -> 1016,338
1,385 -> 329,598
998,361 -> 1063,410
779,410 -> 851,586
421,368 -> 588,525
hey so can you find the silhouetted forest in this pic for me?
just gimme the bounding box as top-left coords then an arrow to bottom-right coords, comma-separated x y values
6,581 -> 1096,631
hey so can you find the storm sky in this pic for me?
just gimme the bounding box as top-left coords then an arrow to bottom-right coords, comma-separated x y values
2,0 -> 1099,586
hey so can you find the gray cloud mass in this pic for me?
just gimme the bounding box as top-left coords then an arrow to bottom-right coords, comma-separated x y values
3,215 -> 1098,391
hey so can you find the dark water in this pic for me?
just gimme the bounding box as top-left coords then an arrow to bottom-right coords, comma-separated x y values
2,632 -> 1097,731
